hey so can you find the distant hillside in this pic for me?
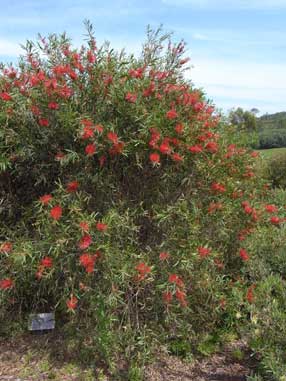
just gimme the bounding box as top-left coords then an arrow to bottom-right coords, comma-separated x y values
257,111 -> 286,149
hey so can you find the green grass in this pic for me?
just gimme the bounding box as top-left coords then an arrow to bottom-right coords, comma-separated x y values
258,147 -> 286,159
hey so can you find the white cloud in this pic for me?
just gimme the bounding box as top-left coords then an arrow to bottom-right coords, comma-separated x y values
190,58 -> 286,90
188,58 -> 286,113
162,0 -> 286,9
192,32 -> 209,41
187,28 -> 286,46
0,39 -> 22,57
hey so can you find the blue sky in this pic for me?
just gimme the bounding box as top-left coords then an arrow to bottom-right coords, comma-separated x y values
0,0 -> 286,115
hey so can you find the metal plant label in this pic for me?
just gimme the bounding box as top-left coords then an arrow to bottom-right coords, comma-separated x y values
28,312 -> 55,331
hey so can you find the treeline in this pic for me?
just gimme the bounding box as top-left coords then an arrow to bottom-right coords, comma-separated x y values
257,112 -> 286,149
228,108 -> 286,149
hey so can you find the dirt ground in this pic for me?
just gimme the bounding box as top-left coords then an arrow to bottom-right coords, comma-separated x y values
0,334 -> 257,381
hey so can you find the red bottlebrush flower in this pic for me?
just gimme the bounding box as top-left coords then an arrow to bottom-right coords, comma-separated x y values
87,50 -> 96,63
85,143 -> 96,156
175,289 -> 187,307
44,78 -> 58,90
243,171 -> 255,178
166,109 -> 178,120
242,201 -> 252,215
41,256 -> 53,268
79,253 -> 95,273
109,142 -> 125,155
128,67 -> 144,78
31,105 -> 41,116
50,205 -> 62,220
159,252 -> 170,261
171,138 -> 180,146
162,291 -> 173,304
270,216 -> 280,225
96,222 -> 108,232
0,92 -> 12,101
198,134 -> 208,142
68,70 -> 77,80
159,143 -> 171,155
81,126 -> 94,140
59,86 -> 73,98
135,262 -> 151,276
79,221 -> 89,232
150,152 -> 160,164
211,182 -> 226,193
172,153 -> 183,162
246,285 -> 255,303
239,248 -> 249,261
79,234 -> 92,250
67,296 -> 78,310
125,92 -> 137,103
175,123 -> 184,134
168,274 -> 184,288
188,145 -> 203,153
48,102 -> 59,110
149,128 -> 161,148
198,246 -> 211,258
250,151 -> 259,158
265,204 -> 278,213
80,119 -> 93,127
0,241 -> 13,254
39,118 -> 49,127
193,102 -> 204,113
0,278 -> 14,290
66,181 -> 79,193
205,141 -> 218,153
143,81 -> 155,97
107,132 -> 118,144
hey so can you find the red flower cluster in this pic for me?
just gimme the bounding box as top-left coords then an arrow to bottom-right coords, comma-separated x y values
135,262 -> 151,281
50,205 -> 62,220
198,246 -> 211,258
0,278 -> 14,290
166,109 -> 178,120
39,194 -> 53,205
0,241 -> 13,254
78,234 -> 92,250
79,252 -> 100,273
85,143 -> 96,156
211,182 -> 226,193
264,204 -> 278,213
67,295 -> 78,310
36,256 -> 53,279
167,274 -> 187,307
159,252 -> 170,261
0,92 -> 12,101
96,222 -> 108,232
239,248 -> 249,261
66,181 -> 79,193
125,92 -> 137,103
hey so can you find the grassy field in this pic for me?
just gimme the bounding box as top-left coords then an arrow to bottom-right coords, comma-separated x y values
258,147 -> 286,159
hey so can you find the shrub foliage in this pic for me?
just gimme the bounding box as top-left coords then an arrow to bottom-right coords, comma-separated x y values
0,23 -> 285,375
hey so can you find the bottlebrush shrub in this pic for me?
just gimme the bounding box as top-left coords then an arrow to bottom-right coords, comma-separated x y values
0,23 -> 280,366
